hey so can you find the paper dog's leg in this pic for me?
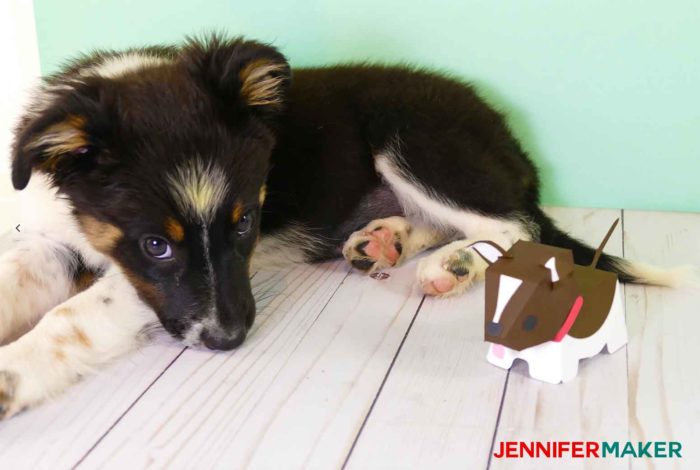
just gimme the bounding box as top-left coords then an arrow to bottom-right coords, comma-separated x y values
343,216 -> 449,273
0,236 -> 77,343
0,266 -> 156,419
521,343 -> 575,384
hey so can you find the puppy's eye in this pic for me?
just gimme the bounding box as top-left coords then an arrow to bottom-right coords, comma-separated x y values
69,145 -> 95,157
142,236 -> 173,260
236,211 -> 254,236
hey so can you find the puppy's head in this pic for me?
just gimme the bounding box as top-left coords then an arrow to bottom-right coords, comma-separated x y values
11,36 -> 291,350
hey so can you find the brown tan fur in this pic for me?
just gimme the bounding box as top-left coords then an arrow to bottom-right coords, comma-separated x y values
164,216 -> 185,242
122,267 -> 164,313
72,271 -> 97,294
54,307 -> 74,317
78,215 -> 124,253
15,260 -> 40,290
72,327 -> 92,348
26,115 -> 88,171
53,348 -> 66,361
232,202 -> 243,224
239,60 -> 288,107
54,326 -> 92,349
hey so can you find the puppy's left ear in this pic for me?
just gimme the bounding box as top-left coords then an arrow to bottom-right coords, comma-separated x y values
182,36 -> 291,116
11,113 -> 92,190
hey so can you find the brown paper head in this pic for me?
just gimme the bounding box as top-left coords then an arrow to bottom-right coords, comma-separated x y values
480,219 -> 620,351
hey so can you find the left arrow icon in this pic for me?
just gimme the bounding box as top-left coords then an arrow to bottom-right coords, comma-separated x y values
15,225 -> 20,232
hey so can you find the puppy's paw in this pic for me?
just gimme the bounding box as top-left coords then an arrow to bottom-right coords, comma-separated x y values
342,217 -> 409,273
0,370 -> 21,420
417,241 -> 488,297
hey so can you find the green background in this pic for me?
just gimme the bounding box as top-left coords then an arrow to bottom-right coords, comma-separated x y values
33,0 -> 699,212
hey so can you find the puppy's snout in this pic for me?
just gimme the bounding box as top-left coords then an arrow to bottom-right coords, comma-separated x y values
200,327 -> 247,351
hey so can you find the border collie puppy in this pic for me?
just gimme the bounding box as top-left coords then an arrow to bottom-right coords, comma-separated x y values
0,36 -> 682,418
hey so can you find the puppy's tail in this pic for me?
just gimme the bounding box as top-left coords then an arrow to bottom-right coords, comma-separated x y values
532,207 -> 697,287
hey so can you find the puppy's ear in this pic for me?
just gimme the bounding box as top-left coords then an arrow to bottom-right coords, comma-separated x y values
11,112 -> 92,190
181,36 -> 291,116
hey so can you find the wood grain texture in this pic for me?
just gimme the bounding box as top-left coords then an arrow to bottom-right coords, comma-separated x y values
0,342 -> 185,469
79,259 -> 424,469
0,259 -> 289,469
624,211 -> 700,470
0,208 -> 696,469
346,280 -> 507,469
347,208 -> 630,470
490,208 -> 629,470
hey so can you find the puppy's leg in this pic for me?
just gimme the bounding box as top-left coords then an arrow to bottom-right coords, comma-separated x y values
0,266 -> 156,419
417,228 -> 528,296
0,236 -> 78,343
416,239 -> 490,296
342,216 -> 449,272
374,153 -> 537,296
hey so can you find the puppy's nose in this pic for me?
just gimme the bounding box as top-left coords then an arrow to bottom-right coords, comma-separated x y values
201,328 -> 247,351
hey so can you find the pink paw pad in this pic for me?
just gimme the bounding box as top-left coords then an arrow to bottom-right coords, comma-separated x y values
356,227 -> 402,265
430,277 -> 455,294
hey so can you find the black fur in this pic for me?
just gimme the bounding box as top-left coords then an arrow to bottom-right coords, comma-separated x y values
10,35 -> 639,350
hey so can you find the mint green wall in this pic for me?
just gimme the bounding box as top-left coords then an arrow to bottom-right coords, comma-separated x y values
33,0 -> 699,212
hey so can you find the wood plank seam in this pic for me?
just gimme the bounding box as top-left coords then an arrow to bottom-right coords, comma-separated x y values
341,295 -> 427,469
279,269 -> 352,359
486,371 -> 511,470
72,347 -> 188,468
71,270 -> 295,467
73,262 -> 351,467
622,208 -> 633,450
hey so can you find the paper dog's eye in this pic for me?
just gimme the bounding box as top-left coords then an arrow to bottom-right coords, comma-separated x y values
236,211 -> 254,236
142,236 -> 173,260
522,315 -> 538,331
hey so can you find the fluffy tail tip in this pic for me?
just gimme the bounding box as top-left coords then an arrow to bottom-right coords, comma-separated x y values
625,261 -> 700,288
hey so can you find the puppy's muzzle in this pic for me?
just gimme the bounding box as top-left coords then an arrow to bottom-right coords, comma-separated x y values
200,327 -> 247,350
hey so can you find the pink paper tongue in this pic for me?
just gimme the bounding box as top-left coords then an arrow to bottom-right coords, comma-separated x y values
492,344 -> 505,359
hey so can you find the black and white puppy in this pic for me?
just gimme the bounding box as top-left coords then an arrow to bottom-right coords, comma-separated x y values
0,36 -> 681,418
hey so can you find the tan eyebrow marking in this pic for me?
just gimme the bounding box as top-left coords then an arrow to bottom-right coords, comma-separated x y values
165,216 -> 185,242
232,202 -> 243,224
259,185 -> 267,205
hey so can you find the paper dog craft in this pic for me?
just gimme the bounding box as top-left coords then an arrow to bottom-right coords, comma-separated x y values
470,219 -> 627,384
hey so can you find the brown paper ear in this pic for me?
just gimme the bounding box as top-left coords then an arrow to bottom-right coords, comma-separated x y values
12,114 -> 90,190
469,240 -> 507,265
544,256 -> 560,283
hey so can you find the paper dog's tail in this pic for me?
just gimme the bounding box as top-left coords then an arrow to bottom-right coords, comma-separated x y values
532,207 -> 694,287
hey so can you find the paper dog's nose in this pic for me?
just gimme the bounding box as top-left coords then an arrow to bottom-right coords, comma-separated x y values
487,321 -> 502,336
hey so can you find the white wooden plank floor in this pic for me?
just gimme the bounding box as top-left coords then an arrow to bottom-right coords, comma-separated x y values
0,207 -> 698,469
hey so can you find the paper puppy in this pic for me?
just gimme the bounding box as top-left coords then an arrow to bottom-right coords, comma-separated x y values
471,219 -> 627,384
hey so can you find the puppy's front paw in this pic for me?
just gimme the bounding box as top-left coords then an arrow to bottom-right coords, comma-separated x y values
0,370 -> 21,420
342,217 -> 409,273
417,241 -> 488,297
